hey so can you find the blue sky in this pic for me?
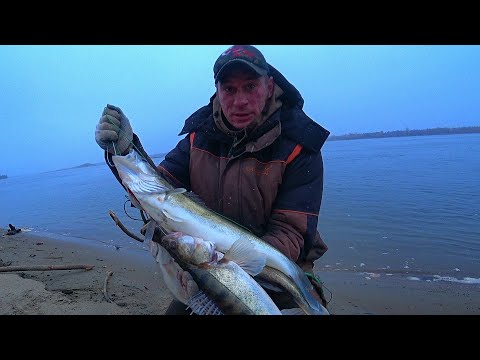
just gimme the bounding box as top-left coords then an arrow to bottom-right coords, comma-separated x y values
1,45 -> 479,176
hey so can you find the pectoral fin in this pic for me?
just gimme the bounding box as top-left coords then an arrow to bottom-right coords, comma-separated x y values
222,238 -> 266,276
164,188 -> 187,201
161,209 -> 185,222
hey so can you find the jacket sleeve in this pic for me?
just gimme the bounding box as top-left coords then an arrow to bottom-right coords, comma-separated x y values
157,134 -> 191,190
262,149 -> 327,265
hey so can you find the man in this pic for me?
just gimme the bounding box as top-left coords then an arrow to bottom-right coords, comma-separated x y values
95,45 -> 330,314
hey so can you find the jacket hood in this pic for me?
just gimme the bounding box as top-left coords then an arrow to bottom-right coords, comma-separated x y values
179,63 -> 330,152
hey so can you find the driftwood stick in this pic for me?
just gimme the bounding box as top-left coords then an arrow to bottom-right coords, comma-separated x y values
5,223 -> 22,236
108,210 -> 144,243
103,271 -> 114,303
0,264 -> 94,272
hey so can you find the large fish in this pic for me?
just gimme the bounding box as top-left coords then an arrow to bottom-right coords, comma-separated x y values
151,232 -> 283,315
147,236 -> 214,314
112,148 -> 328,315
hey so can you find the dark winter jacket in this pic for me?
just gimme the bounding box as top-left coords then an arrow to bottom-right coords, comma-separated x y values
154,65 -> 330,271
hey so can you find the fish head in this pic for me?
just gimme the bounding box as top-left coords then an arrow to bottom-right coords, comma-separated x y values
161,232 -> 215,265
112,150 -> 170,200
176,235 -> 215,265
190,237 -> 216,265
113,151 -> 155,185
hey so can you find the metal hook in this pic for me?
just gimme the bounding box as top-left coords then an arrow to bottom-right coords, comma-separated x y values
106,141 -> 116,167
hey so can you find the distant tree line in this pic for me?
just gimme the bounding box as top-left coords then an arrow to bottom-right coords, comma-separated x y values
328,126 -> 480,141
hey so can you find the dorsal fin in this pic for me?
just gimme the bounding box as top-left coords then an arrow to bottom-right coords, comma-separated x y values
164,188 -> 187,201
183,191 -> 208,207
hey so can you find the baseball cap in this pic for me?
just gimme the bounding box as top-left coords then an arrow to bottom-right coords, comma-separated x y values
213,45 -> 269,82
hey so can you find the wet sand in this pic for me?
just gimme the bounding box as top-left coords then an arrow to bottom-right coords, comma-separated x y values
1,228 -> 479,315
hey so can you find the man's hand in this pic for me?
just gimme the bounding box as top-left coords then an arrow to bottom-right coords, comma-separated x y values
95,104 -> 133,155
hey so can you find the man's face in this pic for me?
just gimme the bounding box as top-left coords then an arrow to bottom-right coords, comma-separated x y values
216,67 -> 274,130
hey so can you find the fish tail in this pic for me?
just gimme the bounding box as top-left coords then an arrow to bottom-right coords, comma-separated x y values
293,268 -> 330,315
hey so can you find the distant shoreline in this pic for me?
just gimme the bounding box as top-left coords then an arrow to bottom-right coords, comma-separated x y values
48,128 -> 479,174
329,126 -> 480,141
47,153 -> 167,174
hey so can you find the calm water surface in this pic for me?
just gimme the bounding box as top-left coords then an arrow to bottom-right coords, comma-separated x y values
1,134 -> 479,284
319,133 -> 479,283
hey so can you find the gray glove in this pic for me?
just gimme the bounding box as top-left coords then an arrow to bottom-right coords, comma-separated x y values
95,104 -> 133,155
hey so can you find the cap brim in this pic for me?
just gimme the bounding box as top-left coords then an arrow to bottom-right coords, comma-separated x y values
215,59 -> 268,81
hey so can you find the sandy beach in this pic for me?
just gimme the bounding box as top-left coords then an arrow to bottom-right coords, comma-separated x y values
1,227 -> 479,315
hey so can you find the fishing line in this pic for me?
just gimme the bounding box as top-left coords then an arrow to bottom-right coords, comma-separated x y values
106,153 -> 116,167
140,209 -> 150,224
305,272 -> 333,305
104,110 -> 167,229
123,197 -> 143,221
322,284 -> 333,304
